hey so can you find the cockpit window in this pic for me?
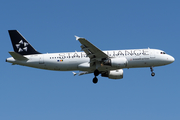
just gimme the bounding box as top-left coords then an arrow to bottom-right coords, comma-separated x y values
160,52 -> 166,54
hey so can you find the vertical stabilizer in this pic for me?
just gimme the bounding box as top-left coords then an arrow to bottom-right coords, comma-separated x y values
8,30 -> 41,55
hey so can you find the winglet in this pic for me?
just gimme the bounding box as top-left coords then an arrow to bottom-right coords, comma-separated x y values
75,35 -> 80,40
72,72 -> 77,76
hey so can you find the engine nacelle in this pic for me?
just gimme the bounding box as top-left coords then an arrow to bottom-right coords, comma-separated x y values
101,69 -> 123,79
103,57 -> 127,68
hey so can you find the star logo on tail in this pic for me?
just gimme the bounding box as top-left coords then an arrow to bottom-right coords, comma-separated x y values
16,40 -> 29,52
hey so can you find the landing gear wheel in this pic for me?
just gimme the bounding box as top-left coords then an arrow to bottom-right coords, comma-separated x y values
93,77 -> 98,84
151,72 -> 155,77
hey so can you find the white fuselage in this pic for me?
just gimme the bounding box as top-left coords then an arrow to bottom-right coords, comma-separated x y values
6,48 -> 174,72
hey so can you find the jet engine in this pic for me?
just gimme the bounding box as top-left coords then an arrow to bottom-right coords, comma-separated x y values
103,57 -> 127,68
101,69 -> 123,79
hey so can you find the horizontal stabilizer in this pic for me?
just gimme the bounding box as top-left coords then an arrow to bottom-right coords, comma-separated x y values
9,51 -> 28,60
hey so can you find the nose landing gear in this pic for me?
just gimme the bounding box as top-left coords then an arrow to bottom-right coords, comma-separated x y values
150,66 -> 155,77
93,69 -> 99,84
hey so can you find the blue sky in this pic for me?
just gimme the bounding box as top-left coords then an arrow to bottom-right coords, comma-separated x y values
1,0 -> 179,120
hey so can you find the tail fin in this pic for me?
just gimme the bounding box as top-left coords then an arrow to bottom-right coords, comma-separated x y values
8,30 -> 41,55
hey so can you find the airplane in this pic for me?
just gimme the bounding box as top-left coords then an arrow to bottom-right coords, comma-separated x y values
6,30 -> 175,84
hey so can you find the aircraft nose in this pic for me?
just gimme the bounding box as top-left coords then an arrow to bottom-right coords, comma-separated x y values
168,55 -> 175,63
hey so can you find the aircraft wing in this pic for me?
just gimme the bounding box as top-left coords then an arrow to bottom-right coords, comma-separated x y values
75,36 -> 108,60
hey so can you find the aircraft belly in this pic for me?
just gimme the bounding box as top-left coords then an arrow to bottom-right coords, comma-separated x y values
45,58 -> 88,71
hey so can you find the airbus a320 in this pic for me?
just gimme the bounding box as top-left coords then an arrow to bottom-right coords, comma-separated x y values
6,30 -> 175,83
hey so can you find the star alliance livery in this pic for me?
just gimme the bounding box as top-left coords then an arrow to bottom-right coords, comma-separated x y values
6,30 -> 175,83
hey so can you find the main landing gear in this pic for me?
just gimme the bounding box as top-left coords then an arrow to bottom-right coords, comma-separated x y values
150,66 -> 155,77
93,69 -> 99,84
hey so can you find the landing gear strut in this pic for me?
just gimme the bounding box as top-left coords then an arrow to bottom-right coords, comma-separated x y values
93,69 -> 99,84
150,66 -> 155,77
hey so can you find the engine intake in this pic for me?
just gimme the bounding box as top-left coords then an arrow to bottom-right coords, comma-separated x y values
101,69 -> 123,79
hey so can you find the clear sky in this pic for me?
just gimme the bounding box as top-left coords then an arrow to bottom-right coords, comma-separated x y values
1,0 -> 179,120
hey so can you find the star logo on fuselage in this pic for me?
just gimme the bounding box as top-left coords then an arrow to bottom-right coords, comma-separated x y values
16,40 -> 29,52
